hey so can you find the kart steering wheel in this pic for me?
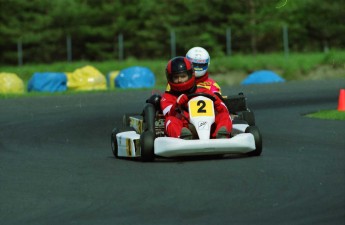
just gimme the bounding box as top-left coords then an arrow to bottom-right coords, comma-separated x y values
177,92 -> 217,117
187,92 -> 216,102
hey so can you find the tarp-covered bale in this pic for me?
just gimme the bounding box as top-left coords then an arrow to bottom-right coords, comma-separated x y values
28,72 -> 67,92
107,71 -> 120,89
115,66 -> 155,88
0,73 -> 25,94
66,65 -> 106,91
241,70 -> 285,85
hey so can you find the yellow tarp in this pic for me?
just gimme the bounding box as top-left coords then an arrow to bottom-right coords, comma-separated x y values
66,65 -> 106,91
0,73 -> 25,94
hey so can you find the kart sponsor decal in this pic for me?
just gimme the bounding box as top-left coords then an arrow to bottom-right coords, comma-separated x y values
197,81 -> 212,90
189,99 -> 214,117
191,59 -> 208,63
130,117 -> 143,134
155,116 -> 166,137
198,121 -> 209,130
134,139 -> 140,156
126,138 -> 132,156
138,120 -> 143,134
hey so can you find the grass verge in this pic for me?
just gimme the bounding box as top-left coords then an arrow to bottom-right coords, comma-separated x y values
1,50 -> 344,98
305,110 -> 345,121
1,50 -> 344,87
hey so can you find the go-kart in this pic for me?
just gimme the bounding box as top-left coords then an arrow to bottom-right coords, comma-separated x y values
111,92 -> 262,161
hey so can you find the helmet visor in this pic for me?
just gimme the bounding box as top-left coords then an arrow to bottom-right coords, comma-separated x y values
171,72 -> 189,83
169,70 -> 193,83
192,63 -> 208,72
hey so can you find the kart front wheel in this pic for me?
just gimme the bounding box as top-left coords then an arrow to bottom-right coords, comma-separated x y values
111,126 -> 138,159
111,128 -> 120,158
122,114 -> 130,127
140,131 -> 155,162
245,126 -> 262,156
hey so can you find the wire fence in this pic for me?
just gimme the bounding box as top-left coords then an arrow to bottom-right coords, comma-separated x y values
13,25 -> 322,66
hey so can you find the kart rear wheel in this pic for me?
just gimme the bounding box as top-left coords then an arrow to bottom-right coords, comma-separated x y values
241,110 -> 255,126
111,128 -> 120,158
245,126 -> 262,156
140,131 -> 155,162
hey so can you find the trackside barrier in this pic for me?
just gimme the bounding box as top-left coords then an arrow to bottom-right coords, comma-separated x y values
0,72 -> 25,94
1,65 -> 157,94
338,89 -> 345,111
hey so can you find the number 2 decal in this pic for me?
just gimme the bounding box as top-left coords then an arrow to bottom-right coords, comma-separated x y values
197,100 -> 206,113
189,98 -> 214,117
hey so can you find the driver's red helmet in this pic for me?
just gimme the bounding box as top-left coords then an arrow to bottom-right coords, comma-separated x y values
166,56 -> 195,93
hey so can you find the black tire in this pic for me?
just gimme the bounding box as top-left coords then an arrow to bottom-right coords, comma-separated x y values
111,128 -> 120,158
245,126 -> 263,156
142,103 -> 156,133
111,127 -> 136,158
122,114 -> 130,128
140,131 -> 155,162
241,110 -> 256,126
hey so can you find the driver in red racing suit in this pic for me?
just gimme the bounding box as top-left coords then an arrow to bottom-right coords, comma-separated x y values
160,56 -> 232,139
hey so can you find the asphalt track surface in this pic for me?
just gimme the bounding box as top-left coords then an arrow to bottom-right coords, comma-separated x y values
1,79 -> 344,225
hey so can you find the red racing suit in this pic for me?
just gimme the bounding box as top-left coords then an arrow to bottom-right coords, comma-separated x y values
195,72 -> 222,94
160,87 -> 232,138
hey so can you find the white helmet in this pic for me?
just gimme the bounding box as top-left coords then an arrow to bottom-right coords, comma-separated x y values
186,47 -> 210,77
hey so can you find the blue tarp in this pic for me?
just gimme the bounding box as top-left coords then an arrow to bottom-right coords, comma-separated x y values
241,70 -> 285,85
28,72 -> 67,92
115,66 -> 155,88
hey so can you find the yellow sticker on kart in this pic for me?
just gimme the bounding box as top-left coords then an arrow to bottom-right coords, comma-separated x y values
189,98 -> 214,117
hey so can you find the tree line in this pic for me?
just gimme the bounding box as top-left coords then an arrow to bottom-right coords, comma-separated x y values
0,0 -> 344,65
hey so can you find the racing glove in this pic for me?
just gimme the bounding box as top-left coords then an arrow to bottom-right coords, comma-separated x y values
176,94 -> 188,107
